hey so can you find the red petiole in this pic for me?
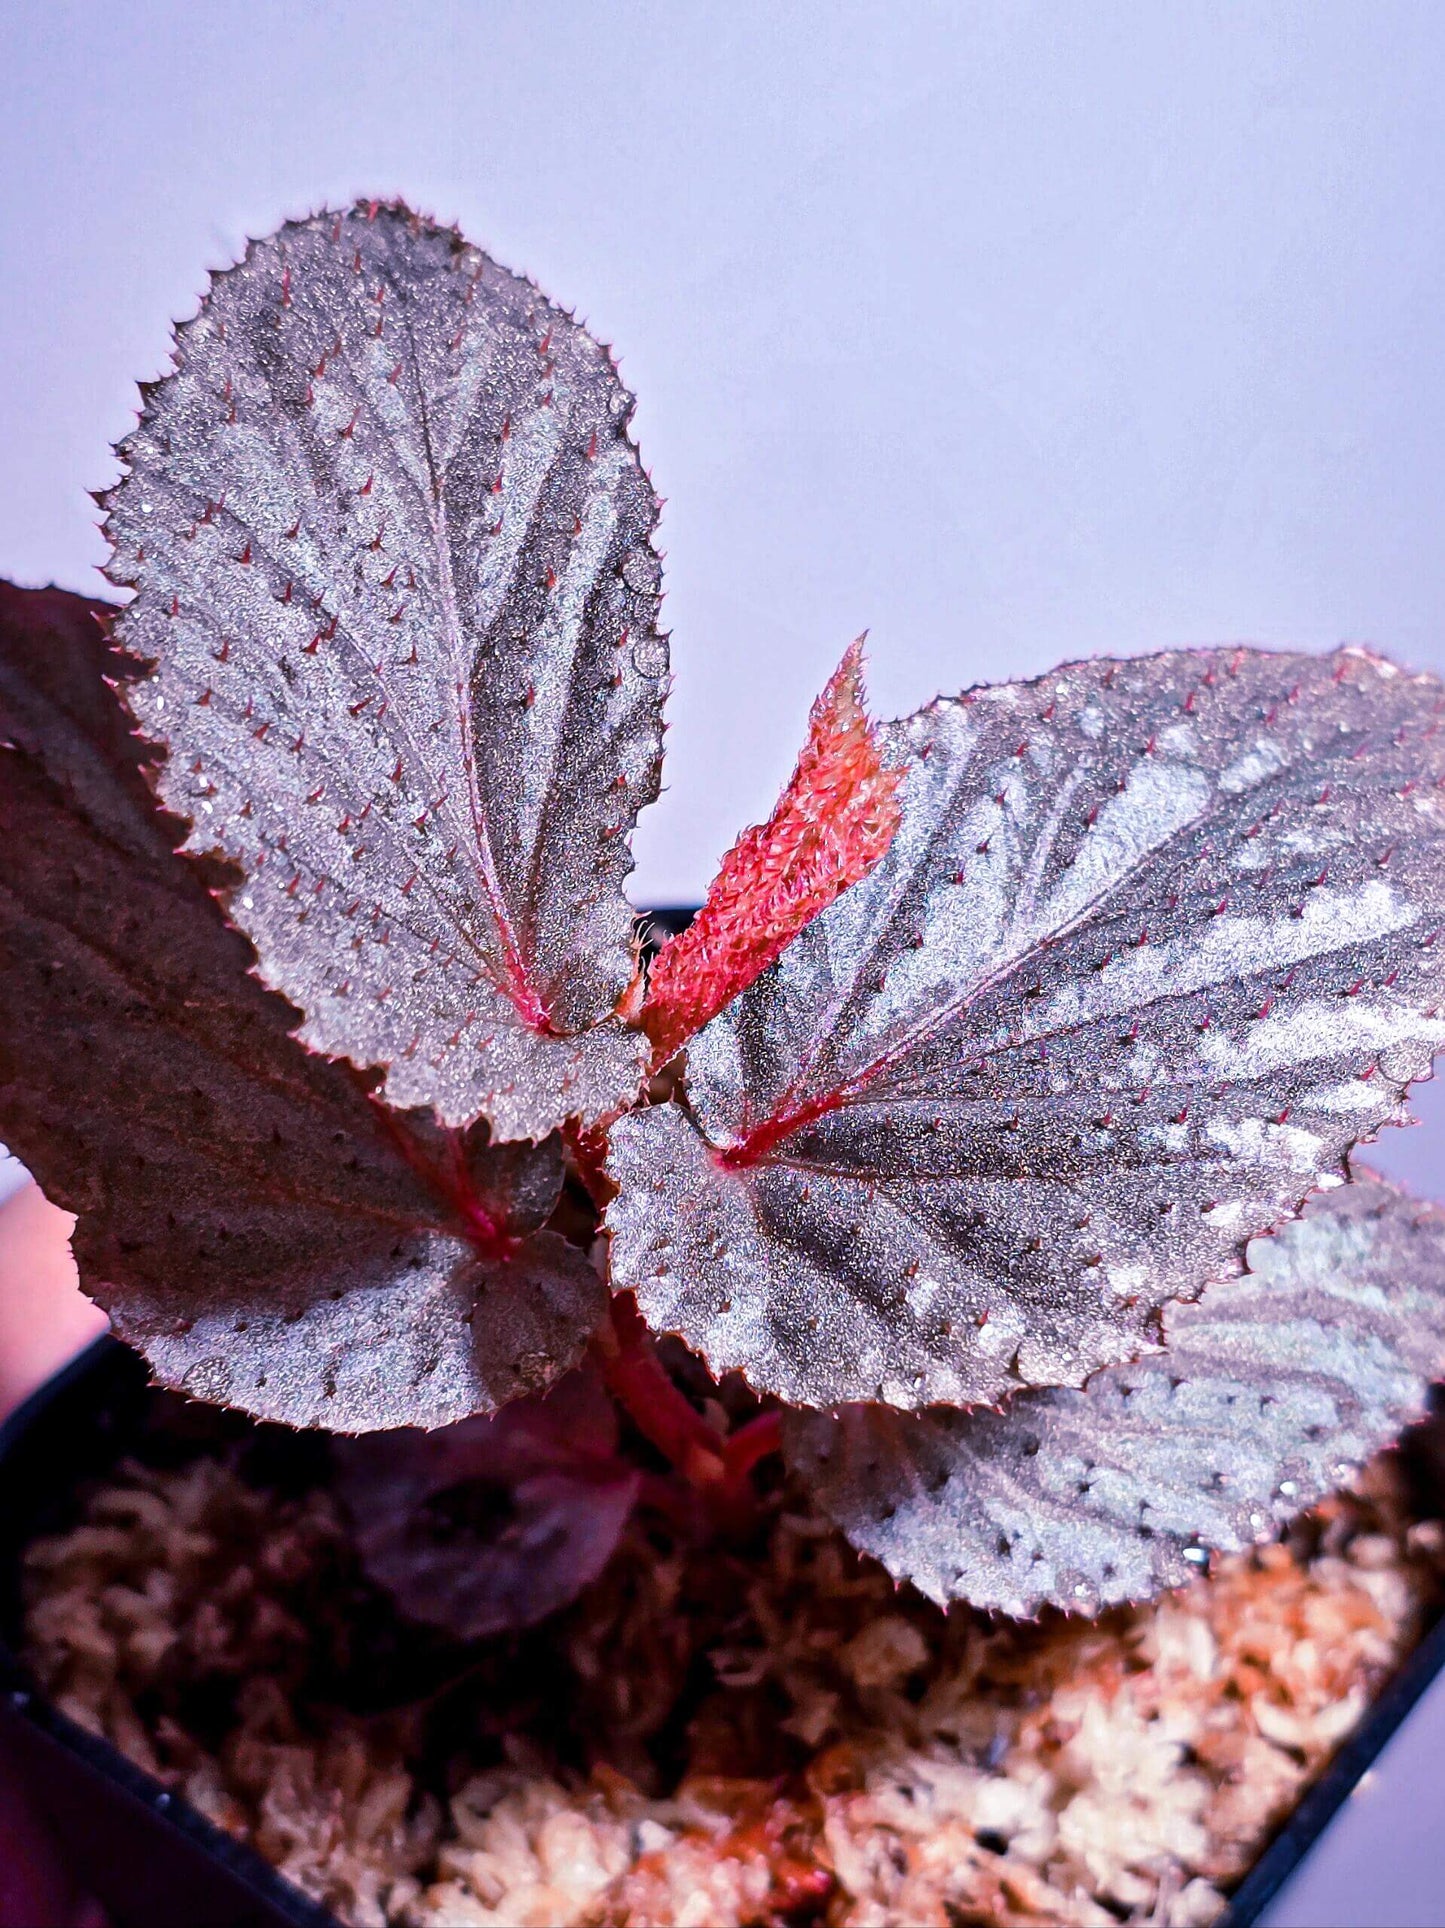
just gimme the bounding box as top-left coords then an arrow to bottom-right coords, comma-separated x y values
596,1292 -> 726,1483
593,1292 -> 782,1532
719,1408 -> 784,1484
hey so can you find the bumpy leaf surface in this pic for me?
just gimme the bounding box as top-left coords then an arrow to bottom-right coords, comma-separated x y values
103,201 -> 666,1139
643,639 -> 903,1062
0,583 -> 604,1431
785,1176 -> 1445,1615
609,648 -> 1445,1409
334,1363 -> 640,1640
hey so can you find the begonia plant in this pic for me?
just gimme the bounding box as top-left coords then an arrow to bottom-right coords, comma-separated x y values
5,201 -> 1445,1625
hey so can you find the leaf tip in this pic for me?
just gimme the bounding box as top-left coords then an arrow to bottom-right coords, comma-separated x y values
642,637 -> 904,1062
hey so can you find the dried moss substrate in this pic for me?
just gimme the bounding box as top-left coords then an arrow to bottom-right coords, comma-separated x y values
22,1423 -> 1445,1928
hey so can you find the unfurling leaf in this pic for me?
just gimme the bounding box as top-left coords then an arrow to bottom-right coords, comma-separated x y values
0,583 -> 604,1431
643,639 -> 903,1062
103,201 -> 667,1140
334,1362 -> 640,1639
785,1176 -> 1445,1615
608,648 -> 1445,1410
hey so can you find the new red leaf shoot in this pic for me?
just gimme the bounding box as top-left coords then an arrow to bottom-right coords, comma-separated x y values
642,639 -> 904,1064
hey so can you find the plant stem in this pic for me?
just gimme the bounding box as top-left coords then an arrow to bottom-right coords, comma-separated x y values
593,1294 -> 786,1536
562,1117 -> 615,1209
721,1408 -> 784,1484
595,1292 -> 727,1486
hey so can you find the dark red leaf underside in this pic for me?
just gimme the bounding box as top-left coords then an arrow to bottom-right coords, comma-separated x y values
334,1362 -> 640,1639
609,646 -> 1445,1410
785,1176 -> 1445,1615
103,201 -> 666,1139
643,639 -> 903,1062
0,583 -> 603,1431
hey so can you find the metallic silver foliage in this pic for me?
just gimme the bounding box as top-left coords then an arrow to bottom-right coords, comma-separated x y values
0,583 -> 605,1433
784,1177 -> 1445,1615
104,202 -> 665,1140
609,647 -> 1445,1408
119,1230 -> 604,1434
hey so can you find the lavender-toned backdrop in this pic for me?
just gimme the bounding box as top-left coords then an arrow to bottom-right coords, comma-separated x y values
3,8 -> 1445,1918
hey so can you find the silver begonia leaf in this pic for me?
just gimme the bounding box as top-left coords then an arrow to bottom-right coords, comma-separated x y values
784,1176 -> 1445,1615
103,201 -> 665,1139
0,582 -> 604,1433
117,1228 -> 603,1436
609,647 -> 1445,1408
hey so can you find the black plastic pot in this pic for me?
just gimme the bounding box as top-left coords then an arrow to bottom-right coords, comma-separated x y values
0,1335 -> 336,1928
3,1336 -> 1444,1928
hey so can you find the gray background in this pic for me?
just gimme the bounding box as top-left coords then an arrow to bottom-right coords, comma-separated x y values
4,6 -> 1445,1918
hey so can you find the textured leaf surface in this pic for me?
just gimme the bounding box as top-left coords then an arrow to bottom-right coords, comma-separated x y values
643,639 -> 903,1062
609,647 -> 1445,1409
0,582 -> 604,1431
334,1363 -> 640,1640
103,201 -> 665,1139
785,1177 -> 1445,1615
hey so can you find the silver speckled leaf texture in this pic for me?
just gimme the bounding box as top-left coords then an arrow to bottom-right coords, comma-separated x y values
334,1363 -> 641,1640
608,647 -> 1445,1409
0,582 -> 604,1432
103,201 -> 666,1139
784,1176 -> 1445,1615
